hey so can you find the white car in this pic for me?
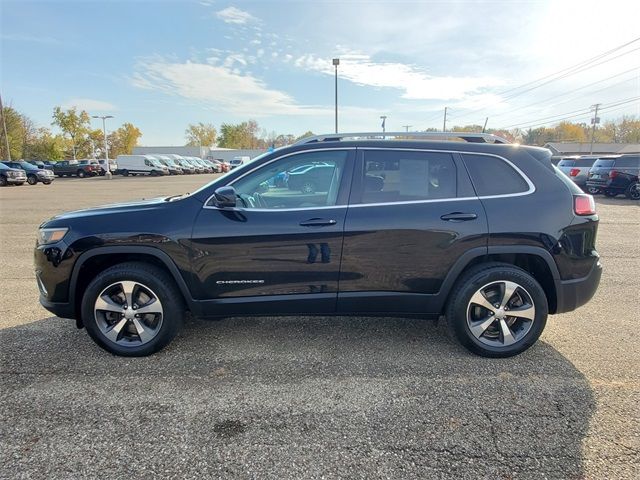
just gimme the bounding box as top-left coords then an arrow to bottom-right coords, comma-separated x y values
115,155 -> 169,176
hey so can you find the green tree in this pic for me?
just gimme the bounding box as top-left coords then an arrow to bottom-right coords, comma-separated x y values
51,106 -> 90,160
185,122 -> 217,147
295,131 -> 315,142
218,120 -> 262,149
0,106 -> 26,159
109,123 -> 142,157
23,128 -> 65,160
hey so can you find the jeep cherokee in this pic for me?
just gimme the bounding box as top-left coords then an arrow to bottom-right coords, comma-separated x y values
35,132 -> 602,357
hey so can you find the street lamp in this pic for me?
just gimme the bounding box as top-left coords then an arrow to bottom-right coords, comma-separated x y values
332,58 -> 340,133
92,115 -> 114,167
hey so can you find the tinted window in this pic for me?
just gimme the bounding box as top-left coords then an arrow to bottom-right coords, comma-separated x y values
462,154 -> 529,196
231,150 -> 348,209
558,160 -> 575,167
359,150 -> 456,203
592,159 -> 615,168
614,157 -> 640,168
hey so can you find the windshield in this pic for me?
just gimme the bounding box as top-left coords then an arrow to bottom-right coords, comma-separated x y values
18,161 -> 38,170
592,159 -> 615,168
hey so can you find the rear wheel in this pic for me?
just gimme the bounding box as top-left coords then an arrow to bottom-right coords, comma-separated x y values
301,181 -> 316,194
446,263 -> 548,358
603,189 -> 618,197
625,182 -> 640,200
121,169 -> 129,176
77,170 -> 86,178
81,262 -> 184,356
27,175 -> 38,185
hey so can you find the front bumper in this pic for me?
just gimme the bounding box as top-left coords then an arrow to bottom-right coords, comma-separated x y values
6,176 -> 26,184
555,259 -> 602,314
39,294 -> 75,319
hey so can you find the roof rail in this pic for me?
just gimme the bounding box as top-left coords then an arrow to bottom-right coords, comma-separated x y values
294,131 -> 511,146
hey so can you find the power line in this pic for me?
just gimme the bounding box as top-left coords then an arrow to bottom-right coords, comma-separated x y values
452,36 -> 640,123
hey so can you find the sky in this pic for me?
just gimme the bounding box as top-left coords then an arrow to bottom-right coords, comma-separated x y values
1,0 -> 639,145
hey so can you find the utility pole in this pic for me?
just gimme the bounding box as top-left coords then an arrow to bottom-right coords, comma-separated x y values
333,58 -> 340,134
589,103 -> 601,155
92,115 -> 114,162
402,125 -> 412,132
442,107 -> 448,132
380,116 -> 387,136
0,91 -> 11,161
482,117 -> 489,133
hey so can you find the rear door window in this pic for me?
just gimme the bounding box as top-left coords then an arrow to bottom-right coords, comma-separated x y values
462,154 -> 530,196
358,150 -> 457,203
592,159 -> 615,169
614,157 -> 640,168
558,160 -> 576,167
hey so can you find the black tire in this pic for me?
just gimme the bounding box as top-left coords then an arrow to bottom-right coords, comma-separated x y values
0,176 -> 7,187
603,189 -> 617,197
586,186 -> 600,195
445,263 -> 548,358
27,175 -> 38,185
121,169 -> 129,177
77,170 -> 86,178
81,262 -> 185,356
624,182 -> 640,200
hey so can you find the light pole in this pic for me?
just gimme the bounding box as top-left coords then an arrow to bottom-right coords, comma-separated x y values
402,125 -> 412,132
589,103 -> 601,155
333,58 -> 340,133
92,115 -> 113,165
443,107 -> 448,132
0,91 -> 11,161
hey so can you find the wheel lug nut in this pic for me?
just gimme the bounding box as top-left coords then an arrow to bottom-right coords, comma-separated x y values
494,304 -> 500,308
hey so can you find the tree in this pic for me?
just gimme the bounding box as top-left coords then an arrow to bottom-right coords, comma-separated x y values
23,128 -> 65,160
185,122 -> 217,147
295,131 -> 315,142
109,123 -> 142,157
218,120 -> 262,149
0,106 -> 26,159
51,106 -> 90,160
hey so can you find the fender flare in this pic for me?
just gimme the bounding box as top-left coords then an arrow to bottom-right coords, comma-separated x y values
69,246 -> 195,312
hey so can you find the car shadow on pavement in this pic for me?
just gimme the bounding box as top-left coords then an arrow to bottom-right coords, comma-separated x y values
1,315 -> 595,479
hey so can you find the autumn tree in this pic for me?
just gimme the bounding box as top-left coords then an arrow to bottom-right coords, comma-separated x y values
51,106 -> 90,160
0,106 -> 26,159
109,123 -> 142,157
185,122 -> 217,147
218,120 -> 262,149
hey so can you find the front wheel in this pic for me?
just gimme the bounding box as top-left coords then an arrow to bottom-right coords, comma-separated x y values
625,182 -> 640,200
446,263 -> 548,358
27,175 -> 38,185
586,186 -> 600,195
0,176 -> 7,187
43,181 -> 52,185
77,170 -> 86,178
81,262 -> 184,356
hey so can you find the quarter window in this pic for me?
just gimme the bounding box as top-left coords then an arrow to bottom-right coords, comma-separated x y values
359,150 -> 457,203
462,154 -> 529,196
230,150 -> 349,210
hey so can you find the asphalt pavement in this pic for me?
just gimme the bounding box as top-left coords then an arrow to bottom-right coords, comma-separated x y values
1,174 -> 638,479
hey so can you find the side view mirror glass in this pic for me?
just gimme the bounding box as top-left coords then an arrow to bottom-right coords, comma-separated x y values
214,186 -> 237,208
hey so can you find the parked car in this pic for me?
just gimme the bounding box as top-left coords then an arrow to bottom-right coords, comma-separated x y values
52,160 -> 100,178
192,157 -> 213,173
79,159 -> 104,176
183,156 -> 205,174
27,160 -> 53,170
202,159 -> 220,173
586,155 -> 640,198
165,154 -> 196,174
0,162 -> 27,186
557,156 -> 601,192
210,159 -> 229,173
2,160 -> 55,185
151,155 -> 183,175
229,156 -> 249,169
115,155 -> 169,176
287,163 -> 336,193
97,159 -> 117,174
34,131 -> 601,358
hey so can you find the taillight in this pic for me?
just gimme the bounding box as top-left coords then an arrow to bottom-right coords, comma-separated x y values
569,168 -> 580,176
609,170 -> 618,178
574,194 -> 596,216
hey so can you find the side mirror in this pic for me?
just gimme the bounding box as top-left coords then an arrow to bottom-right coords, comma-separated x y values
213,186 -> 237,208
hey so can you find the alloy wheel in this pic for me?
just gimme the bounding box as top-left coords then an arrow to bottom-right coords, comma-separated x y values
466,280 -> 536,347
628,183 -> 640,200
94,281 -> 164,346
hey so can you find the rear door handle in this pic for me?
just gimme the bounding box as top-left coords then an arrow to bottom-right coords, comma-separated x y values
299,218 -> 337,227
440,212 -> 478,222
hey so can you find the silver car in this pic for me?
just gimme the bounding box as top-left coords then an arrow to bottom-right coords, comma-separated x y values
557,156 -> 599,192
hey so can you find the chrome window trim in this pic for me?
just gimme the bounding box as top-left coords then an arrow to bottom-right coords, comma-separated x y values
203,147 -> 356,210
202,146 -> 535,212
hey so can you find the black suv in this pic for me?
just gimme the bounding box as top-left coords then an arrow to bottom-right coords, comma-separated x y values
35,132 -> 602,357
586,154 -> 640,199
2,160 -> 55,185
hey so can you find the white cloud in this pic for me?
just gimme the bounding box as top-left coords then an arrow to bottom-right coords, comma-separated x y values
131,59 -> 330,116
61,98 -> 117,111
215,6 -> 257,25
295,53 -> 503,101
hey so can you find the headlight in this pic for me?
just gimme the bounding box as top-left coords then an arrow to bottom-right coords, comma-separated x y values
38,228 -> 69,245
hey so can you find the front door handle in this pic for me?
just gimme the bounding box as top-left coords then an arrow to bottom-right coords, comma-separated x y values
440,212 -> 478,222
299,218 -> 337,227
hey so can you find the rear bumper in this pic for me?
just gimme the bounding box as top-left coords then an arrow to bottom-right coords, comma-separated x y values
555,259 -> 602,314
